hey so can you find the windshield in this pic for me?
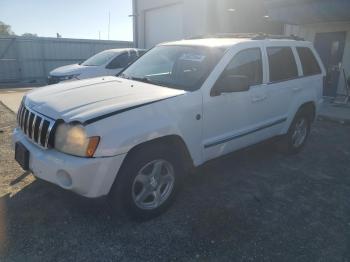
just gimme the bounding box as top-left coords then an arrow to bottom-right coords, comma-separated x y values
120,45 -> 224,91
82,50 -> 117,66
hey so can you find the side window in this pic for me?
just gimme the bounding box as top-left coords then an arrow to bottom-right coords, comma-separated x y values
106,53 -> 130,69
267,47 -> 298,82
222,48 -> 263,86
296,47 -> 321,76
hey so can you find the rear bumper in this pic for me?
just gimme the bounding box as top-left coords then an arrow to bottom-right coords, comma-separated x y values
13,128 -> 126,198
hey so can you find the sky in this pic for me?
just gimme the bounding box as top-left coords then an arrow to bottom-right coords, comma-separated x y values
0,0 -> 133,41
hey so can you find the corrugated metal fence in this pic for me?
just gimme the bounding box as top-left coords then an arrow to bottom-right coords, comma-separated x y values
0,36 -> 133,83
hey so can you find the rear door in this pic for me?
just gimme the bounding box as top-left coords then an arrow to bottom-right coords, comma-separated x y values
263,45 -> 300,133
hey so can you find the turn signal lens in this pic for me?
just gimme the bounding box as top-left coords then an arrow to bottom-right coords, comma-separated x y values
86,136 -> 100,158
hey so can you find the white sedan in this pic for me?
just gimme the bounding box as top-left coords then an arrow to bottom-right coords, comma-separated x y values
47,48 -> 146,84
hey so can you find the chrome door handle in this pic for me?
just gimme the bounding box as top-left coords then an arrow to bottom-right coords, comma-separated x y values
292,87 -> 302,92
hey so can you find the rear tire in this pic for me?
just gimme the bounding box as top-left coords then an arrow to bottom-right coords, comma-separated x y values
109,143 -> 184,221
278,111 -> 311,154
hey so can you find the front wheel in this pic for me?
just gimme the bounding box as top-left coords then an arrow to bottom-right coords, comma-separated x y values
279,112 -> 311,154
109,144 -> 183,220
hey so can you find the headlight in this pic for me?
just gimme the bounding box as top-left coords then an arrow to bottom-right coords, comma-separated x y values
60,74 -> 80,81
54,123 -> 100,157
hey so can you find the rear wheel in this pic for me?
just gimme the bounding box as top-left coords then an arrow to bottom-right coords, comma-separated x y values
278,111 -> 311,154
109,144 -> 184,220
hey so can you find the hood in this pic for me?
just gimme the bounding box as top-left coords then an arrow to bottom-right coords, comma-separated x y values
25,76 -> 186,123
50,64 -> 88,76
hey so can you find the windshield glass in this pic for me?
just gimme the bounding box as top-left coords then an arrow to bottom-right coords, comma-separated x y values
82,50 -> 117,66
120,45 -> 224,91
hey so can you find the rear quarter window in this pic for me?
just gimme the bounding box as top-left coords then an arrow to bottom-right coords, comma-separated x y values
267,47 -> 298,82
296,47 -> 321,76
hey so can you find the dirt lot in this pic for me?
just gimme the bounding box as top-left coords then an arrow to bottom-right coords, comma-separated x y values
0,103 -> 350,262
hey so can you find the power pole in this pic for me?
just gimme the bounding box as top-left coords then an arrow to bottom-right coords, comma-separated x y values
108,12 -> 111,40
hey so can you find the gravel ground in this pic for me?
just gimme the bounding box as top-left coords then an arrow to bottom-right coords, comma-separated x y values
0,102 -> 350,262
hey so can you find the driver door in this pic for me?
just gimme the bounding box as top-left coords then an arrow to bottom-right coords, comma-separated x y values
202,47 -> 269,162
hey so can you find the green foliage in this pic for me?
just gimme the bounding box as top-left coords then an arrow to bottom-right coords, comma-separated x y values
21,33 -> 38,38
0,21 -> 14,35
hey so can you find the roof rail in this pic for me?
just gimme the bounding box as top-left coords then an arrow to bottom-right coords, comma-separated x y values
252,33 -> 305,41
187,33 -> 305,41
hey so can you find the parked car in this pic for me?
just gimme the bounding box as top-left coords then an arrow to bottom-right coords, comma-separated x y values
14,35 -> 325,220
47,48 -> 146,84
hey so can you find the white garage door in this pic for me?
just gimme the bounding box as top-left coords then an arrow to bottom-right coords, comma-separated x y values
145,4 -> 184,49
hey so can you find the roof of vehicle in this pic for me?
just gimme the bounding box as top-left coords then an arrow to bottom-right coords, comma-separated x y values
101,48 -> 146,53
160,33 -> 311,49
161,38 -> 252,48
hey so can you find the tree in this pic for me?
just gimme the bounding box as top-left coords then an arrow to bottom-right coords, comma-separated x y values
21,33 -> 38,38
0,21 -> 14,35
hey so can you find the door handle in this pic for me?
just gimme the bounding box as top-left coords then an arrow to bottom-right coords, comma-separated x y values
292,87 -> 302,92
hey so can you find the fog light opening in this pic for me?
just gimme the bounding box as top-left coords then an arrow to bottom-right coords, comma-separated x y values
56,170 -> 72,188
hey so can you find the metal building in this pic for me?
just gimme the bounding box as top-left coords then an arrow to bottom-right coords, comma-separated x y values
132,0 -> 283,49
0,36 -> 133,84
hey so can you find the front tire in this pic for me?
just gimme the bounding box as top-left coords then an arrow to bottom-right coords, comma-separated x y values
109,144 -> 184,220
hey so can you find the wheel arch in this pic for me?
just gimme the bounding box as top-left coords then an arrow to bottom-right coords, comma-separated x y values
115,135 -> 194,184
282,100 -> 316,135
297,101 -> 316,122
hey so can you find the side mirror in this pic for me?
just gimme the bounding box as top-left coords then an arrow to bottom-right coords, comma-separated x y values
215,74 -> 250,95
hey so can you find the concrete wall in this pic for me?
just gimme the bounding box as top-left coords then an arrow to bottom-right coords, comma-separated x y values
0,36 -> 133,83
285,22 -> 350,95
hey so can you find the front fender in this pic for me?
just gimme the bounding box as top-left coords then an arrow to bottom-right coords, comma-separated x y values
85,92 -> 203,165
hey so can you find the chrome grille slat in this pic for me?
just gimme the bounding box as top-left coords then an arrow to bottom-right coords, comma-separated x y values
26,111 -> 32,137
19,106 -> 23,127
16,101 -> 55,149
45,122 -> 54,148
21,107 -> 26,130
24,110 -> 30,134
38,118 -> 44,145
31,115 -> 37,140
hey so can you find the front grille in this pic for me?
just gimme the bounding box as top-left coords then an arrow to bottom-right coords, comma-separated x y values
17,102 -> 55,148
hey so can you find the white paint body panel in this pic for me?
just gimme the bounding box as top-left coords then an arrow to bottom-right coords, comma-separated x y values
13,38 -> 325,198
12,128 -> 126,197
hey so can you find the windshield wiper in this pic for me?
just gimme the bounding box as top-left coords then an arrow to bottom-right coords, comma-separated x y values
118,74 -> 151,83
130,76 -> 170,87
123,75 -> 185,90
130,76 -> 149,82
118,73 -> 130,79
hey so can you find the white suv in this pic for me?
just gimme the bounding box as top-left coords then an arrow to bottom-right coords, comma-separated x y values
13,35 -> 325,219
